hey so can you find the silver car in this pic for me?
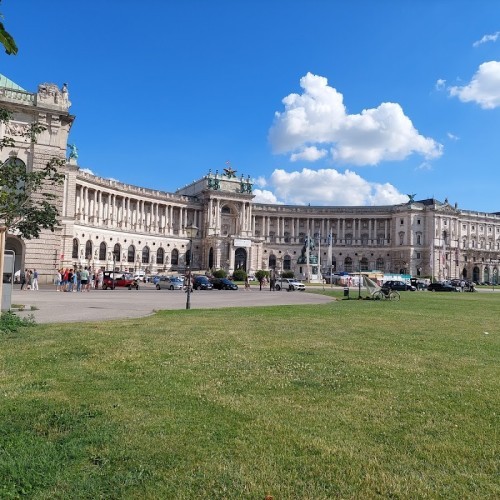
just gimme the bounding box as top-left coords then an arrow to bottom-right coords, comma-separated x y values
155,276 -> 183,290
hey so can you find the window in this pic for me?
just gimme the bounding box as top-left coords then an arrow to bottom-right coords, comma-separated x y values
127,245 -> 135,263
283,255 -> 291,270
85,240 -> 92,259
416,252 -> 421,259
400,219 -> 404,225
171,249 -> 179,266
417,219 -> 421,225
113,243 -> 121,261
416,234 -> 421,245
99,242 -> 106,261
269,254 -> 276,268
142,246 -> 150,264
72,238 -> 79,259
157,247 -> 164,265
344,257 -> 353,272
376,257 -> 384,270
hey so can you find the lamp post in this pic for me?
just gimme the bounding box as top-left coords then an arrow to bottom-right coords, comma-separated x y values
185,223 -> 198,310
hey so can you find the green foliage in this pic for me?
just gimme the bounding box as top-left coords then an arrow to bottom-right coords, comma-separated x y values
281,270 -> 295,278
0,310 -> 35,333
231,268 -> 246,281
212,269 -> 227,278
0,109 -> 65,238
0,4 -> 18,56
255,269 -> 269,282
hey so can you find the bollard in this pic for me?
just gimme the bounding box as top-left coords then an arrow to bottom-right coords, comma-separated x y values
343,287 -> 349,299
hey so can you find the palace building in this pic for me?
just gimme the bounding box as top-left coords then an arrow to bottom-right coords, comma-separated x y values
2,76 -> 500,285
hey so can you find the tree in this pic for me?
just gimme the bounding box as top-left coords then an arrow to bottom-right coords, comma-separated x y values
0,1 -> 18,55
0,110 -> 65,239
0,109 -> 65,304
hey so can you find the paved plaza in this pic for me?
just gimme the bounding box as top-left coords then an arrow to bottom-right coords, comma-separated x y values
10,284 -> 334,324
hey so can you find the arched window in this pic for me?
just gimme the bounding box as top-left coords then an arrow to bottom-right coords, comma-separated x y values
208,247 -> 214,269
360,257 -> 369,271
156,247 -> 164,265
171,249 -> 179,266
269,254 -> 276,269
344,256 -> 353,272
127,245 -> 135,263
416,234 -> 422,245
283,255 -> 291,270
99,242 -> 107,261
376,257 -> 384,270
72,238 -> 79,259
85,240 -> 93,260
113,243 -> 121,261
142,246 -> 150,264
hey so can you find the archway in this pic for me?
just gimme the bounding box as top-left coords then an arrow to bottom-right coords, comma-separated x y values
235,247 -> 247,270
5,236 -> 24,276
472,266 -> 480,283
208,247 -> 214,269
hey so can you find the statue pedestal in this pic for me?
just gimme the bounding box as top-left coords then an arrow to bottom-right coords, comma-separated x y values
69,157 -> 78,166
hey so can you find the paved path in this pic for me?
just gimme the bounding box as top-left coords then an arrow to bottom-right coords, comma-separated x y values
10,284 -> 334,324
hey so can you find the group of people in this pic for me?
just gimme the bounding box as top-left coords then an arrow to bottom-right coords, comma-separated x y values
20,269 -> 39,290
54,267 -> 103,292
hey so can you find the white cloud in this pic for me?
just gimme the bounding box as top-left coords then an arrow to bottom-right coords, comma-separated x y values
435,79 -> 446,91
449,61 -> 500,109
256,168 -> 408,206
290,146 -> 327,162
446,132 -> 459,141
473,32 -> 500,47
252,189 -> 282,204
254,176 -> 267,188
79,167 -> 94,175
416,162 -> 433,171
269,72 -> 443,165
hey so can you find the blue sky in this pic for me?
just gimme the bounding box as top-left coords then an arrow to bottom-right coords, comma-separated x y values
2,0 -> 500,211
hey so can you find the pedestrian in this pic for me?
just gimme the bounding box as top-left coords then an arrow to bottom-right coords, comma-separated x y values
245,275 -> 251,291
20,269 -> 26,290
80,267 -> 89,291
55,269 -> 62,291
32,269 -> 39,290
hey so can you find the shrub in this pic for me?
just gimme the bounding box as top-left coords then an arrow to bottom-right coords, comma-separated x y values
281,270 -> 295,278
212,269 -> 227,278
232,269 -> 247,281
0,311 -> 36,334
255,270 -> 269,282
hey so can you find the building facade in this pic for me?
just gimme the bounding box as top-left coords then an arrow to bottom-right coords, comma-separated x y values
2,77 -> 500,285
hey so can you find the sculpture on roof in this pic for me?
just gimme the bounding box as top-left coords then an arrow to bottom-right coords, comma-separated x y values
67,143 -> 78,161
407,193 -> 416,204
223,161 -> 237,178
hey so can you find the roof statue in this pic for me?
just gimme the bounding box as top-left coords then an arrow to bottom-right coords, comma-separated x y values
407,193 -> 416,204
67,143 -> 78,163
223,160 -> 237,178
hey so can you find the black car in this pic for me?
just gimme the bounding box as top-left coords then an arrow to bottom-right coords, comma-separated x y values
193,276 -> 213,290
210,278 -> 238,290
427,282 -> 458,292
383,280 -> 416,291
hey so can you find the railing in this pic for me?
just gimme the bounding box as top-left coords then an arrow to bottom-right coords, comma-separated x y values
0,87 -> 35,104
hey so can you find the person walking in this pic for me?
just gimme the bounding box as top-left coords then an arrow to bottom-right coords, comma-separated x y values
20,269 -> 27,290
32,269 -> 39,290
244,275 -> 251,291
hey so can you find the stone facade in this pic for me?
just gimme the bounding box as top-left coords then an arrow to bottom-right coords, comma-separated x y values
2,78 -> 500,285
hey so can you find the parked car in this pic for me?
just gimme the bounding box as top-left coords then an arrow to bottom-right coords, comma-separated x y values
427,282 -> 458,292
210,277 -> 238,290
155,276 -> 183,290
383,280 -> 416,291
275,278 -> 305,291
193,276 -> 213,290
102,271 -> 139,290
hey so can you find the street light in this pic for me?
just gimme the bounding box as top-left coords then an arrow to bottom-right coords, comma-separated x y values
185,223 -> 198,310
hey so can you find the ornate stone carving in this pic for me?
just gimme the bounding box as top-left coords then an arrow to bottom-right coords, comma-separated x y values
5,121 -> 28,136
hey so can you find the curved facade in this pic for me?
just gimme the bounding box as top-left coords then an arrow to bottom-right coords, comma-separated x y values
2,78 -> 500,284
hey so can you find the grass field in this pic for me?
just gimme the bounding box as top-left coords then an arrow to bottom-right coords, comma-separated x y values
1,291 -> 499,498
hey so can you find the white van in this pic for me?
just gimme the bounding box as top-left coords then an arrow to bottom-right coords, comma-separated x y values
133,271 -> 146,282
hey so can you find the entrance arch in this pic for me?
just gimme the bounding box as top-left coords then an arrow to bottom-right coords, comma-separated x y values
5,236 -> 24,275
472,266 -> 480,283
234,248 -> 247,271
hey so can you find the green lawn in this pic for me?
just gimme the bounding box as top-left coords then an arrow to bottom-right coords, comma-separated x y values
1,292 -> 499,498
